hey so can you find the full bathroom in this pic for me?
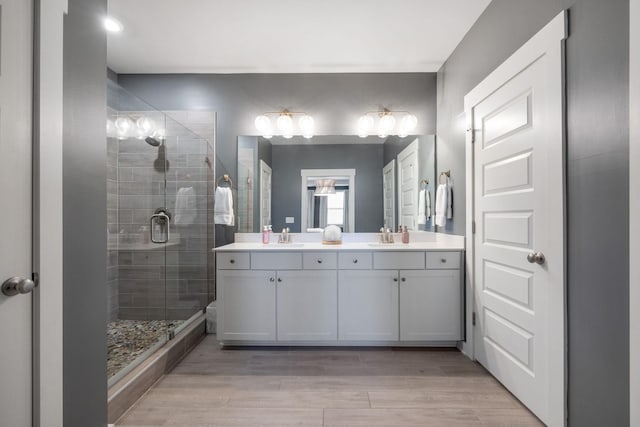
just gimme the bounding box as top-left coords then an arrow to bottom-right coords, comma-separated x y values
0,0 -> 633,426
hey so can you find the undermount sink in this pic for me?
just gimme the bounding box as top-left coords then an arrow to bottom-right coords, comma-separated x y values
367,242 -> 402,247
275,243 -> 305,247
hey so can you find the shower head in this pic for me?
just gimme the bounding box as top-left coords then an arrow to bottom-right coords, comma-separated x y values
145,136 -> 162,147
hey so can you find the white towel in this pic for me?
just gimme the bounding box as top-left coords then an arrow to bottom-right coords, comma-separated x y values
418,189 -> 427,225
214,186 -> 235,226
174,187 -> 197,225
426,190 -> 432,220
434,179 -> 453,227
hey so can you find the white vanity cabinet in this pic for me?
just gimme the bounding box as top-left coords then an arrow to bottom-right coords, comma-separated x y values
217,269 -> 276,341
217,251 -> 338,343
338,270 -> 399,341
216,246 -> 463,346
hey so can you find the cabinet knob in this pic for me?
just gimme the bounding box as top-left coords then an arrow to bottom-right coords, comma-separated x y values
277,277 -> 282,282
401,277 -> 406,282
269,277 -> 275,282
317,259 -> 323,264
230,259 -> 235,264
440,258 -> 447,263
393,277 -> 398,282
353,259 -> 358,264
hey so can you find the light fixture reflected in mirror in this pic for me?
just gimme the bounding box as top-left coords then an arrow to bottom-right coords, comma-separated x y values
314,179 -> 336,196
255,109 -> 314,139
357,108 -> 418,138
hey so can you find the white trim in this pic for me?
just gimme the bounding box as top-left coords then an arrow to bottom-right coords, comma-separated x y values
300,169 -> 356,232
34,0 -> 67,425
259,159 -> 272,229
382,159 -> 396,231
464,10 -> 567,426
396,138 -> 420,230
630,0 -> 640,424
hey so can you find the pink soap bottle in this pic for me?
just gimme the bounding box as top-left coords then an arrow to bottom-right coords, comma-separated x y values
402,226 -> 409,244
262,226 -> 270,244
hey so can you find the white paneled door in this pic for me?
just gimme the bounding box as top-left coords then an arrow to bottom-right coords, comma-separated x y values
382,160 -> 396,230
0,0 -> 34,425
397,139 -> 419,230
465,12 -> 566,426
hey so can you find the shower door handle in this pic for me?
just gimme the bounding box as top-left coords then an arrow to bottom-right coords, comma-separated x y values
150,213 -> 170,243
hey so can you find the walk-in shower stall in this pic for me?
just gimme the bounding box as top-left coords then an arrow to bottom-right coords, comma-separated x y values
106,81 -> 216,381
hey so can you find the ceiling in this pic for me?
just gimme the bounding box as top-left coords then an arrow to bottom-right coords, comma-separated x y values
107,0 -> 491,74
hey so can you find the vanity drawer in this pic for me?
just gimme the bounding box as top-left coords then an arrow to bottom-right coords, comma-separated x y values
338,252 -> 372,270
303,252 -> 337,270
373,252 -> 425,270
426,251 -> 461,269
217,252 -> 250,270
252,252 -> 302,270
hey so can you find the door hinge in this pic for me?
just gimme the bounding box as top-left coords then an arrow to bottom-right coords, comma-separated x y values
472,221 -> 476,234
467,127 -> 475,143
472,312 -> 477,326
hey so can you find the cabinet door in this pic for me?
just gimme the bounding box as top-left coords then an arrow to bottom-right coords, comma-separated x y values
217,270 -> 276,341
399,269 -> 462,341
277,270 -> 337,341
338,270 -> 399,341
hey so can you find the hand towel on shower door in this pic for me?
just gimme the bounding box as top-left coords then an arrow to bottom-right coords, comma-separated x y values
214,186 -> 235,226
174,186 -> 197,225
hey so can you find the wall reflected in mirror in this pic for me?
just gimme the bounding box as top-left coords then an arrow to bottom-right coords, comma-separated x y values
236,134 -> 436,233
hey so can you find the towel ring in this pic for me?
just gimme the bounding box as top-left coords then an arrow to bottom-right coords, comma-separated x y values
216,174 -> 233,188
420,179 -> 430,187
439,170 -> 451,185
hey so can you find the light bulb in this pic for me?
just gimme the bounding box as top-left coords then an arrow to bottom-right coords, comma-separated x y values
298,115 -> 315,136
357,115 -> 374,134
115,117 -> 132,132
276,114 -> 293,134
104,17 -> 123,33
106,119 -> 117,138
254,115 -> 271,134
283,134 -> 293,139
379,114 -> 396,134
262,134 -> 273,139
399,114 -> 418,134
378,133 -> 389,139
136,117 -> 155,135
135,127 -> 146,139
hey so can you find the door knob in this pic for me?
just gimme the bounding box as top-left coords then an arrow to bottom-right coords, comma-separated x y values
2,277 -> 36,296
527,251 -> 546,265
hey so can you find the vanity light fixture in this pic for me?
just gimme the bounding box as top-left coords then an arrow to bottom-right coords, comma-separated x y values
255,109 -> 314,139
357,108 -> 418,138
107,114 -> 164,141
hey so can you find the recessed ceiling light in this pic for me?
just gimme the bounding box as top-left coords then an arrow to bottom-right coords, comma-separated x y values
104,17 -> 123,33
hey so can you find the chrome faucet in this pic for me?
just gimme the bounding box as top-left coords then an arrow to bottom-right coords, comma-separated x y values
279,227 -> 291,243
379,227 -> 394,244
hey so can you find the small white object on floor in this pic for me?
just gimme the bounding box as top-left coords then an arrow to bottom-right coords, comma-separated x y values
206,302 -> 217,334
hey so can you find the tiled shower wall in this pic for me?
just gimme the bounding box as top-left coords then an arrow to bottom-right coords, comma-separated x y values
112,111 -> 215,321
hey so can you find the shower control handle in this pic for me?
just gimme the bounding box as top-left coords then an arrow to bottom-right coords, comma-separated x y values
150,212 -> 170,244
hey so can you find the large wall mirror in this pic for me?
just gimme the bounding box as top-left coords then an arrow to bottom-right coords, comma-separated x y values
235,134 -> 436,233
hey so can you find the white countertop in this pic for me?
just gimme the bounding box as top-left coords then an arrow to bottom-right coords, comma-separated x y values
214,232 -> 464,252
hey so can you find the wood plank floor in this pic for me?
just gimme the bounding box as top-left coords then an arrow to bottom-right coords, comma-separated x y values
116,336 -> 543,426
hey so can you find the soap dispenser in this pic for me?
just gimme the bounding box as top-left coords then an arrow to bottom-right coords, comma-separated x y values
262,226 -> 270,244
402,226 -> 409,244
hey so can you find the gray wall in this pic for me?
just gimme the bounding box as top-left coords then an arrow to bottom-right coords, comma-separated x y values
117,73 -> 437,182
63,0 -> 108,424
436,1 -> 629,425
271,144 -> 384,233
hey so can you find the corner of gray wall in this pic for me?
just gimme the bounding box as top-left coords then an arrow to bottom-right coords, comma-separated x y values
63,0 -> 108,425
